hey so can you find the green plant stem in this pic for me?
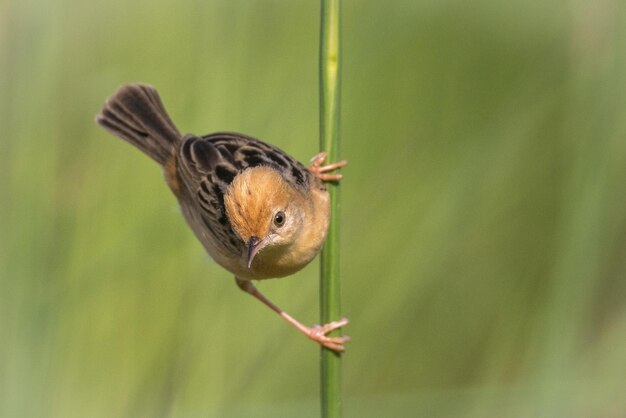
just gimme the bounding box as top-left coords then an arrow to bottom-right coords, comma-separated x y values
319,0 -> 342,418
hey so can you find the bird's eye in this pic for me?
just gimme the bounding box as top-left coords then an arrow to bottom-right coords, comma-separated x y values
273,211 -> 286,228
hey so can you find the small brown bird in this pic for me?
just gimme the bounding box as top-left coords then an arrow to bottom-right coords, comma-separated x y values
96,83 -> 349,351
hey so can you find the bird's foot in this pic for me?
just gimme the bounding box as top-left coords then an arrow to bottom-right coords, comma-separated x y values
236,277 -> 350,353
306,317 -> 351,352
309,152 -> 348,182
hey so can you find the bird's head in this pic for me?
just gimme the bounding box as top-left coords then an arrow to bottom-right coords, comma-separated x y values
224,166 -> 308,268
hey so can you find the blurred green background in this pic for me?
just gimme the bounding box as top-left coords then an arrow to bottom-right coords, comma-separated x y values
2,0 -> 626,416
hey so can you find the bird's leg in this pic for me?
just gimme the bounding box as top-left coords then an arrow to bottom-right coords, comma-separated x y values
309,151 -> 348,182
235,277 -> 350,352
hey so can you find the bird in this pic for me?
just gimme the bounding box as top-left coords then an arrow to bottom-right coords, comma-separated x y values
95,83 -> 349,352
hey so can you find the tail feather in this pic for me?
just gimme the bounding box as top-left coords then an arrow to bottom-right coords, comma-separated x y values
96,83 -> 181,165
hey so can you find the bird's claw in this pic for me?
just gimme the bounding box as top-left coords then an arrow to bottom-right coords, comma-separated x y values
307,317 -> 350,352
309,152 -> 348,182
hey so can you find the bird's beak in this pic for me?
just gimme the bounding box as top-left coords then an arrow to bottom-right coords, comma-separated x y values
247,236 -> 268,268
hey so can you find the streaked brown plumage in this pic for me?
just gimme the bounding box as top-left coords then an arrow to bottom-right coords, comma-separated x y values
95,83 -> 349,351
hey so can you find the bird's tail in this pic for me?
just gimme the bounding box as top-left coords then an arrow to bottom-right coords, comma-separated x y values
95,83 -> 181,166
